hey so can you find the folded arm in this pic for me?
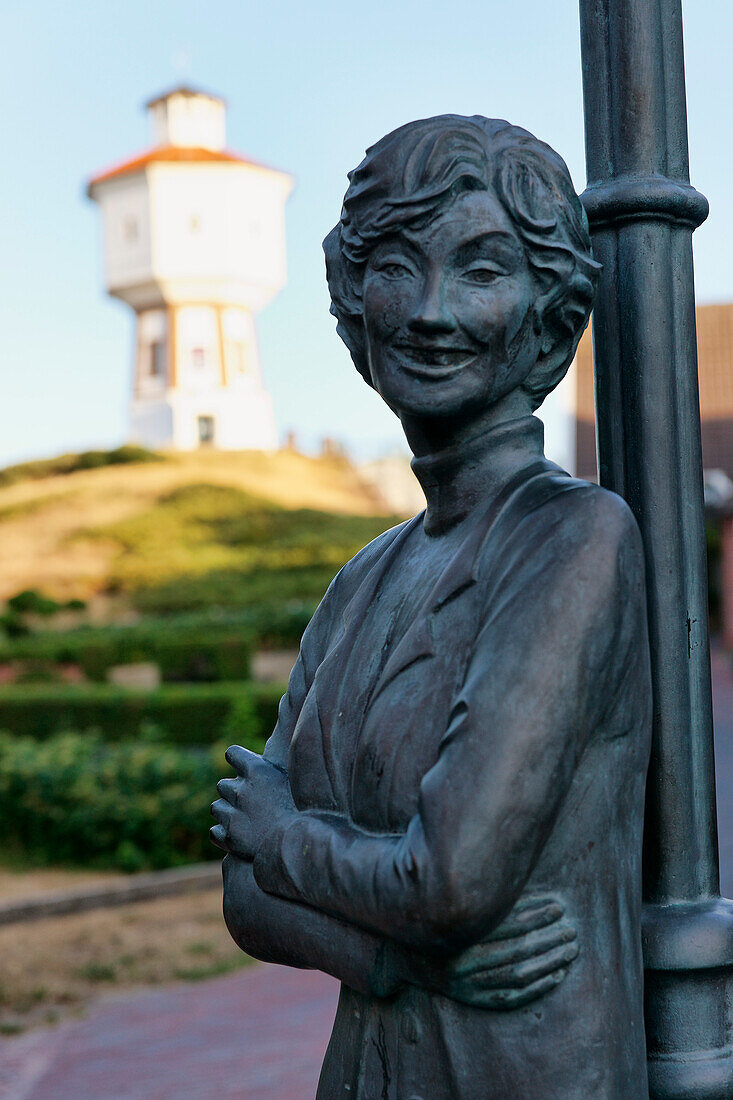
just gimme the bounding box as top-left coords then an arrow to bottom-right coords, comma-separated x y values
222,856 -> 580,1007
222,855 -> 404,997
216,516 -> 592,996
251,492 -> 644,953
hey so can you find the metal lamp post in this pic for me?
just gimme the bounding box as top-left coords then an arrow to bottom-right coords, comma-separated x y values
578,1 -> 733,1095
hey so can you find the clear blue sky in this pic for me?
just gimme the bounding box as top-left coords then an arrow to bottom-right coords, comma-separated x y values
1,0 -> 731,467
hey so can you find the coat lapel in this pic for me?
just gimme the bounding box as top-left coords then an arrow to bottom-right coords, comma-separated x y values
371,459 -> 551,700
307,456 -> 552,799
372,505 -> 494,698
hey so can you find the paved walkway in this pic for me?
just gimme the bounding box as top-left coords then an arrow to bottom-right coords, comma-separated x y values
2,646 -> 733,1099
0,964 -> 338,1100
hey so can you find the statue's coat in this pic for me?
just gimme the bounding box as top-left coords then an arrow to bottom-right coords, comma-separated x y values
250,421 -> 651,1099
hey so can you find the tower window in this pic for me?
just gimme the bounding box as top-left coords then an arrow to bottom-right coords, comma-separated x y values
198,416 -> 215,446
189,214 -> 201,233
191,347 -> 206,369
150,340 -> 166,378
123,216 -> 138,243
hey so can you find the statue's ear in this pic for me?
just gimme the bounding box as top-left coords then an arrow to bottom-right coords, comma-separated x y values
532,286 -> 570,371
524,290 -> 588,408
323,227 -> 361,317
323,226 -> 373,387
537,318 -> 570,376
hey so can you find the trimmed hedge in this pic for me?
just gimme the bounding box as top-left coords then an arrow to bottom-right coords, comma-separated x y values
0,622 -> 253,684
0,732 -> 229,870
0,682 -> 284,746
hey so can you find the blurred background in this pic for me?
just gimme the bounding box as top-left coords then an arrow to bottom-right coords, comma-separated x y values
1,2 -> 732,1096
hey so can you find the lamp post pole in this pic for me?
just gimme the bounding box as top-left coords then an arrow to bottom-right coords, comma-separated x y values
578,1 -> 733,1095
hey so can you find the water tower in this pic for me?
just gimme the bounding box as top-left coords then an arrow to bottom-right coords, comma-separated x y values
88,86 -> 292,450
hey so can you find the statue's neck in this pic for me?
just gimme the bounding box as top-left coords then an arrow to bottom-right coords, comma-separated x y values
410,415 -> 545,535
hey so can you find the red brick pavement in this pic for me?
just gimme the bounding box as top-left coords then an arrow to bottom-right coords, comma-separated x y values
0,964 -> 339,1100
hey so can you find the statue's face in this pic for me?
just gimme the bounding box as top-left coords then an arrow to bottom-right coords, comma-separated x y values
361,188 -> 540,420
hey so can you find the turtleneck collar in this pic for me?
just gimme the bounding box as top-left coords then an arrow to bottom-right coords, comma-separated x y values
410,415 -> 546,535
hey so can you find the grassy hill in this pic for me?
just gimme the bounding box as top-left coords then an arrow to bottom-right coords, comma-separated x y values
0,447 -> 398,615
0,449 -> 402,877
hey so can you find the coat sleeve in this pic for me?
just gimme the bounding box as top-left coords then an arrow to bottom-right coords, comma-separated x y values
221,856 -> 407,997
252,489 -> 649,953
222,521 -> 419,990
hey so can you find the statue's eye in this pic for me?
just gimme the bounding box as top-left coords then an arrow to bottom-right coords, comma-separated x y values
377,262 -> 414,279
463,267 -> 500,285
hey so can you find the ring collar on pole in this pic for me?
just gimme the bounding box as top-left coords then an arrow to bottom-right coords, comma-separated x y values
581,176 -> 709,230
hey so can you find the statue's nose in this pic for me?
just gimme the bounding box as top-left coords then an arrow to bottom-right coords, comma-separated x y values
407,274 -> 456,335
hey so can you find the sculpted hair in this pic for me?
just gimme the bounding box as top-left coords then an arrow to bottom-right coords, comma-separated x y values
324,115 -> 600,409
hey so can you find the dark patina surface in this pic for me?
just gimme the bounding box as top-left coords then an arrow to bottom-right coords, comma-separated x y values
212,116 -> 652,1098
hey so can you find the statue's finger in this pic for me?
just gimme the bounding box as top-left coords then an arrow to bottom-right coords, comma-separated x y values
510,895 -> 563,916
224,744 -> 257,775
485,900 -> 564,941
470,970 -> 567,1010
216,778 -> 240,805
210,824 -> 230,851
452,923 -> 577,977
457,939 -> 579,992
210,798 -> 235,824
506,941 -> 579,989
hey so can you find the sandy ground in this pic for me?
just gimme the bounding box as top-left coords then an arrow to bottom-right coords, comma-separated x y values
0,887 -> 246,1035
0,869 -> 118,903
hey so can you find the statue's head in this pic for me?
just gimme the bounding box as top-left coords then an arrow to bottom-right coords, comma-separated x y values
324,115 -> 599,421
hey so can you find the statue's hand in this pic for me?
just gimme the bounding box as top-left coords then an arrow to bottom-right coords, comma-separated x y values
210,745 -> 296,860
432,896 -> 579,1010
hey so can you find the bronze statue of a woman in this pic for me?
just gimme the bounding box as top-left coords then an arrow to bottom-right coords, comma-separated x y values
211,115 -> 652,1098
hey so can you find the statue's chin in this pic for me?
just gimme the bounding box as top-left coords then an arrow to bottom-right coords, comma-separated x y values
387,384 -> 527,429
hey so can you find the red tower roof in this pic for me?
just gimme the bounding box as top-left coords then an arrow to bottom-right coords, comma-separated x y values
87,145 -> 277,194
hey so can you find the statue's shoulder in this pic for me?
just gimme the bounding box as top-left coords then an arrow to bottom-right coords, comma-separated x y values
312,516 -> 415,617
298,518 -> 415,659
491,469 -> 644,578
333,517 -> 416,593
548,475 -> 641,544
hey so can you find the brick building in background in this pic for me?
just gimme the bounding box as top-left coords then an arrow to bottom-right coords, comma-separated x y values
574,305 -> 733,481
570,305 -> 733,645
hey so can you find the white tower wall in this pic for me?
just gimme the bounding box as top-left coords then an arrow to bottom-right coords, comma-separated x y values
95,177 -> 154,297
147,164 -> 290,308
88,87 -> 291,453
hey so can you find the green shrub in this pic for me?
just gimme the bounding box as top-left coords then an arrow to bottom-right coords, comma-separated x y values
6,589 -> 61,617
0,682 -> 283,746
0,731 -> 231,869
0,445 -> 163,489
0,612 -> 30,640
0,621 -> 253,683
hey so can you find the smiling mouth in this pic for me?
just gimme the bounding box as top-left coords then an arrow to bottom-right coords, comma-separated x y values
393,344 -> 476,369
